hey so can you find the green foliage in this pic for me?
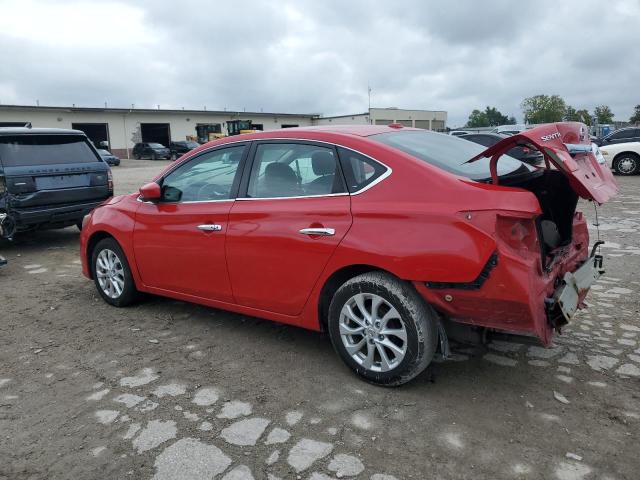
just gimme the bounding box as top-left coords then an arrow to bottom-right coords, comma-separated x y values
594,105 -> 614,124
575,109 -> 591,126
564,105 -> 579,121
465,106 -> 513,128
521,95 -> 566,124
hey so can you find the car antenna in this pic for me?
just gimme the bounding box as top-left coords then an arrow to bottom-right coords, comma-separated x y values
24,122 -> 32,129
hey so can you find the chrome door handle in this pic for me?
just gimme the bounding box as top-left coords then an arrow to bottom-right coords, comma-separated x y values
299,227 -> 335,236
197,224 -> 222,232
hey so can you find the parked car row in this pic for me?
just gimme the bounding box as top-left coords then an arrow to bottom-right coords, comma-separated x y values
131,141 -> 200,161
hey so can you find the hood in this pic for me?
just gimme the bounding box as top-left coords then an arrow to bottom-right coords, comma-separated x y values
467,122 -> 618,204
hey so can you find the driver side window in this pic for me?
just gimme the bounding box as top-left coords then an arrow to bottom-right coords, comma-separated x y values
161,145 -> 245,202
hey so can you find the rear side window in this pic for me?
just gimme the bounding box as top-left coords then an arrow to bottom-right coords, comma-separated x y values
370,130 -> 530,181
337,147 -> 387,193
0,135 -> 100,166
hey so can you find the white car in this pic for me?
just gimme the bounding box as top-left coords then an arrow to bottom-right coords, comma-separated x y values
599,141 -> 640,175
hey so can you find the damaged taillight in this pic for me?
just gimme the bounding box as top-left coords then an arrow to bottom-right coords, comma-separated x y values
496,216 -> 539,254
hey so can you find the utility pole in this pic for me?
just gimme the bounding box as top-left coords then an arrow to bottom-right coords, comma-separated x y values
367,83 -> 372,124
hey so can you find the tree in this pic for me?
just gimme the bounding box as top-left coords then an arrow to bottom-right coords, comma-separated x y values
466,109 -> 487,128
521,95 -> 566,124
629,105 -> 640,124
564,105 -> 579,121
465,106 -> 513,128
483,107 -> 511,127
575,109 -> 591,126
594,105 -> 614,124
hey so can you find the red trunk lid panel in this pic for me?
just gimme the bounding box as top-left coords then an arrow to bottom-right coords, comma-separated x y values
468,122 -> 618,204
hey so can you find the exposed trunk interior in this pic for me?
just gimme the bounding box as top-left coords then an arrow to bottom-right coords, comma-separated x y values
508,170 -> 579,257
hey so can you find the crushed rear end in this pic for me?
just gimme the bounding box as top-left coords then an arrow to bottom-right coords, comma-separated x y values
417,122 -> 618,345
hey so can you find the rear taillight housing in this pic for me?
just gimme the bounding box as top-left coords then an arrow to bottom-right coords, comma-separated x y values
496,215 -> 539,255
107,169 -> 114,194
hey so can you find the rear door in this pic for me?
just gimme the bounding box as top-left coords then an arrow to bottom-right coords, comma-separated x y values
225,141 -> 352,316
0,133 -> 110,210
468,122 -> 618,204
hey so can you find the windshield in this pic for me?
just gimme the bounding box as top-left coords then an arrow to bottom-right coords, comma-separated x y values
370,130 -> 532,180
0,134 -> 101,166
149,143 -> 165,148
97,149 -> 111,155
186,141 -> 199,148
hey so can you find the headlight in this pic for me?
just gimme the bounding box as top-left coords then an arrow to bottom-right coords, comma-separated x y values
591,143 -> 606,164
82,212 -> 92,229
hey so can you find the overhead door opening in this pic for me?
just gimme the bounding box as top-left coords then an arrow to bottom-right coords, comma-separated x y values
141,123 -> 171,147
72,123 -> 110,150
0,122 -> 29,127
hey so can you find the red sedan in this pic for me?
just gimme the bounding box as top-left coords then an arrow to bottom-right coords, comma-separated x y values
80,123 -> 617,385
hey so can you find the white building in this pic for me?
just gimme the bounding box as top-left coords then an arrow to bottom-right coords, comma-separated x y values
0,105 -> 447,158
316,108 -> 447,131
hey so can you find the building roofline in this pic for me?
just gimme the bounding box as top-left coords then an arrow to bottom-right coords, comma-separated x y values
369,107 -> 448,113
319,112 -> 369,120
0,104 -> 321,118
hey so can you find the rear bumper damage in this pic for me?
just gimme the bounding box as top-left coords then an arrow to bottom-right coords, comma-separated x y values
0,197 -> 105,236
415,213 -> 596,346
546,242 -> 604,329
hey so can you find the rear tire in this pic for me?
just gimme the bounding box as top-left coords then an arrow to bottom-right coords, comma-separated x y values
134,153 -> 141,160
328,271 -> 438,386
614,153 -> 639,175
91,237 -> 138,307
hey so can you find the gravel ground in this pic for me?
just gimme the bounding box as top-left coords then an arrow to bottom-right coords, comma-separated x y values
0,159 -> 638,480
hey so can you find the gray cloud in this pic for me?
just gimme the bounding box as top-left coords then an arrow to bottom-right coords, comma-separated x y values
0,0 -> 638,126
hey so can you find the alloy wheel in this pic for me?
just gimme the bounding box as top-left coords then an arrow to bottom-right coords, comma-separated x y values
617,156 -> 637,175
95,248 -> 125,299
339,293 -> 408,372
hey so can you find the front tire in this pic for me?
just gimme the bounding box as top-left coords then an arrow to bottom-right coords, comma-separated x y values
91,238 -> 138,307
614,153 -> 639,175
328,272 -> 438,386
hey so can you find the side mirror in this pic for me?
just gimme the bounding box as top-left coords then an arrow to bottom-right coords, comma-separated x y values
139,182 -> 161,202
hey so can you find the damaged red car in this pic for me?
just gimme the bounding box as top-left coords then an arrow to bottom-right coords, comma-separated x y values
80,122 -> 617,385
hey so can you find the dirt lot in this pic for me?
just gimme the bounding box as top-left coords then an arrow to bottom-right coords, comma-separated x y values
1,159 -> 639,480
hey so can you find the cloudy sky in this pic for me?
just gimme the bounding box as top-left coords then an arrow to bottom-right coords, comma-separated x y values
1,0 -> 639,126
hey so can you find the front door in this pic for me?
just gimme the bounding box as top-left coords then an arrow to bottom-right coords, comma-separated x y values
226,141 -> 352,316
133,144 -> 247,301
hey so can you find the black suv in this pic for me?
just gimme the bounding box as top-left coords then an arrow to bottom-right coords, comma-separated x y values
132,142 -> 171,160
169,140 -> 200,159
595,127 -> 640,147
0,127 -> 112,238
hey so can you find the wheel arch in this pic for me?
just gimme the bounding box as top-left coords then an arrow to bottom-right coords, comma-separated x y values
613,150 -> 640,163
317,264 -> 398,332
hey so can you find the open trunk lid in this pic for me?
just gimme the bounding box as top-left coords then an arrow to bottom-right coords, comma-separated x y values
468,122 -> 618,204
